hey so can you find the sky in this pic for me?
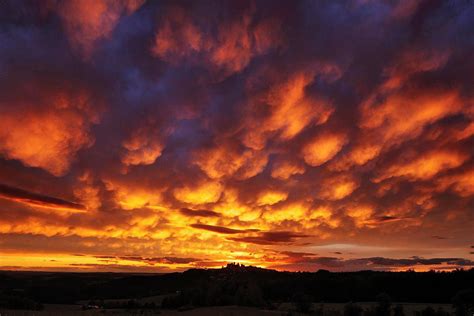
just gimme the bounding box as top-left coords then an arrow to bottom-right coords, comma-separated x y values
0,0 -> 473,273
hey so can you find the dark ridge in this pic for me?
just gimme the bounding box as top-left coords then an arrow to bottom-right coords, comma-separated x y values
1,264 -> 473,306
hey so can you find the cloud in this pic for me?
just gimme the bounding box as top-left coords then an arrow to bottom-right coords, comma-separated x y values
432,235 -> 448,240
151,4 -> 281,76
229,231 -> 309,245
374,149 -> 469,182
0,183 -> 85,212
360,81 -> 463,148
0,0 -> 473,272
0,87 -> 102,176
242,69 -> 336,150
366,257 -> 474,267
271,160 -> 305,180
193,143 -> 268,180
256,190 -> 288,206
173,181 -> 223,205
52,0 -> 145,58
121,126 -> 165,167
100,255 -> 200,265
346,205 -> 375,228
190,223 -> 258,235
271,254 -> 474,272
318,174 -> 359,201
435,168 -> 474,197
180,208 -> 221,218
104,179 -> 164,210
302,132 -> 348,167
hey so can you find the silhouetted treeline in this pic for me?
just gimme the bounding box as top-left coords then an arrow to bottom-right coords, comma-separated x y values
0,294 -> 43,310
1,265 -> 473,314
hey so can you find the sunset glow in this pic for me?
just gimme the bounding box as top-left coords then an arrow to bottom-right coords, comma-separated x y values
0,0 -> 473,273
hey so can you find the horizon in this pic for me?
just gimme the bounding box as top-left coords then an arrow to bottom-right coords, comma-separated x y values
2,262 -> 474,274
0,0 -> 473,274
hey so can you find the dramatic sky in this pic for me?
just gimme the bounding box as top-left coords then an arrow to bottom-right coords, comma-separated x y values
0,0 -> 473,273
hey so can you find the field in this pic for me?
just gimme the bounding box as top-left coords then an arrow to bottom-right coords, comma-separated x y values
1,267 -> 471,315
0,302 -> 455,316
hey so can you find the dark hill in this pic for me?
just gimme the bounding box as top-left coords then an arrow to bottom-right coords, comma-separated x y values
1,264 -> 473,307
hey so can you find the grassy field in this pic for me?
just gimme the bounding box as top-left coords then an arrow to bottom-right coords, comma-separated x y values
0,301 -> 455,316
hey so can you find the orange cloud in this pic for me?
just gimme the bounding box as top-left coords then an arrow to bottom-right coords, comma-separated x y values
348,143 -> 381,166
263,202 -> 309,223
104,180 -> 165,210
382,49 -> 450,91
334,147 -> 381,172
173,181 -> 223,205
318,174 -> 359,201
243,69 -> 336,150
335,50 -> 460,170
0,91 -> 101,176
213,189 -> 257,220
194,144 -> 268,180
54,0 -> 145,58
361,89 -> 462,143
152,6 -> 281,75
346,205 -> 374,228
121,126 -> 165,167
302,132 -> 348,167
435,168 -> 474,197
73,171 -> 101,211
271,160 -> 305,180
256,190 -> 288,206
374,149 -> 469,182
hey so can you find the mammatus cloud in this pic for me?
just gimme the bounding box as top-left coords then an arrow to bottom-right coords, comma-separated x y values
193,144 -> 268,180
121,125 -> 166,167
174,181 -> 224,204
151,4 -> 281,76
302,132 -> 348,167
271,160 -> 305,180
0,86 -> 103,176
52,0 -> 145,58
0,0 -> 473,272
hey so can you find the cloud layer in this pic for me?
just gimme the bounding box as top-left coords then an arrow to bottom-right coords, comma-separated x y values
0,0 -> 473,272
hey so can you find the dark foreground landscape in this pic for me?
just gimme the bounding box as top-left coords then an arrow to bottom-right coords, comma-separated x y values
1,264 -> 473,315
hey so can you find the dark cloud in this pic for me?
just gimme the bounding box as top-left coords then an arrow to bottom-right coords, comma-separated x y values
280,251 -> 317,258
375,216 -> 399,222
190,223 -> 259,235
180,208 -> 221,218
0,183 -> 84,211
95,255 -> 201,265
366,257 -> 474,267
229,231 -> 309,245
272,255 -> 474,271
432,235 -> 449,240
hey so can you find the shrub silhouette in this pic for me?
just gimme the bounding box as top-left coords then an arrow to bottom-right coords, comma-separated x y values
393,304 -> 405,316
344,302 -> 363,316
421,306 -> 436,316
375,293 -> 392,316
452,289 -> 474,316
292,292 -> 312,313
